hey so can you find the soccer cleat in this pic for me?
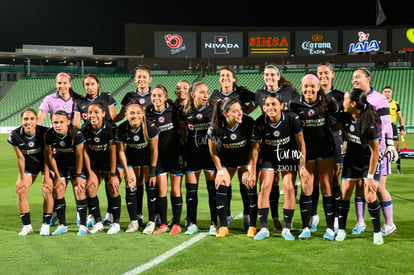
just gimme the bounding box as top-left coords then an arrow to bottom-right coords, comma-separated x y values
184,224 -> 199,235
243,214 -> 250,230
107,223 -> 121,235
299,227 -> 311,240
335,229 -> 346,241
226,216 -> 234,227
142,221 -> 155,235
216,227 -> 229,238
52,224 -> 68,236
39,224 -> 50,236
49,212 -> 58,226
125,220 -> 139,233
253,228 -> 270,241
351,222 -> 366,235
77,225 -> 88,236
309,215 -> 320,232
281,228 -> 295,241
137,214 -> 145,227
208,224 -> 217,236
86,214 -> 95,229
381,224 -> 397,237
89,222 -> 104,234
373,232 -> 384,245
169,224 -> 181,235
153,224 -> 169,235
18,224 -> 33,236
103,212 -> 113,226
273,217 -> 282,231
247,226 -> 257,238
323,228 -> 335,241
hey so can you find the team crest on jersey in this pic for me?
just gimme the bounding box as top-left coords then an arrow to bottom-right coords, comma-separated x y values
139,98 -> 146,105
133,135 -> 140,142
230,133 -> 237,140
158,116 -> 165,123
196,113 -> 203,120
265,139 -> 272,145
28,141 -> 35,148
349,125 -> 355,132
188,124 -> 194,131
82,113 -> 88,120
59,141 -> 65,147
94,137 -> 100,143
63,104 -> 69,111
308,109 -> 315,116
273,131 -> 280,137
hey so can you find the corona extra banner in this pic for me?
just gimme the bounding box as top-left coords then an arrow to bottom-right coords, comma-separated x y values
295,31 -> 338,56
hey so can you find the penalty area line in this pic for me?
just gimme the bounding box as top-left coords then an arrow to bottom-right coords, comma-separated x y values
123,232 -> 207,275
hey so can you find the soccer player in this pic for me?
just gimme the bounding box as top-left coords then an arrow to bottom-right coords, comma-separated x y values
115,65 -> 153,122
116,101 -> 159,234
37,72 -> 81,125
335,88 -> 383,245
44,110 -> 88,236
73,73 -> 118,226
289,72 -> 340,241
243,94 -> 309,241
351,68 -> 398,237
81,101 -> 121,234
314,62 -> 345,232
207,97 -> 255,238
254,64 -> 300,230
179,82 -> 215,235
146,85 -> 184,235
382,86 -> 405,174
8,108 -> 53,236
174,80 -> 190,109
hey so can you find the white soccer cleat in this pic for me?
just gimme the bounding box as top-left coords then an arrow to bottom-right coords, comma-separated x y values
107,223 -> 121,235
39,224 -> 50,236
89,222 -> 104,234
18,224 -> 33,236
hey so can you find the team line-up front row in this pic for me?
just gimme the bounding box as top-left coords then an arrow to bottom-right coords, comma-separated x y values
9,64 -> 402,245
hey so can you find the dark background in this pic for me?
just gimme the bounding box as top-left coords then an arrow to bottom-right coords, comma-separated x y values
0,1 -> 412,55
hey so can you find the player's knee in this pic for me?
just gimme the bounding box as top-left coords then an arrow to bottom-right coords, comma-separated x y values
15,182 -> 28,195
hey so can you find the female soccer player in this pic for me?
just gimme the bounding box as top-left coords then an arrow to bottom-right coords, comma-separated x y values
8,108 -> 53,236
289,72 -> 339,241
335,88 -> 383,245
38,72 -> 81,125
174,80 -> 190,108
207,97 -> 255,238
115,65 -> 153,122
351,68 -> 398,237
81,101 -> 121,234
254,64 -> 300,230
179,82 -> 216,235
146,85 -> 184,235
44,110 -> 88,236
243,94 -> 309,241
116,101 -> 159,234
72,73 -> 118,226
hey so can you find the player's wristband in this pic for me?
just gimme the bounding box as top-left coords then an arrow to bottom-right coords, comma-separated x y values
75,173 -> 83,178
399,126 -> 405,132
217,170 -> 224,175
366,174 -> 374,179
149,166 -> 156,178
110,172 -> 117,177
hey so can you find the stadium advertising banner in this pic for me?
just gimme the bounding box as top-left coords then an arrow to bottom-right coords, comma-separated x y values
392,28 -> 414,52
248,32 -> 290,56
295,31 -> 338,56
201,32 -> 243,58
343,29 -> 387,53
154,32 -> 196,58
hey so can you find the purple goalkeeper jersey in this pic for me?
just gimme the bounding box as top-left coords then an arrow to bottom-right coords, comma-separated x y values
366,88 -> 393,153
39,91 -> 75,122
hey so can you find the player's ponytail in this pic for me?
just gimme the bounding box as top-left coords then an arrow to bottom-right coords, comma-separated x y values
211,97 -> 239,128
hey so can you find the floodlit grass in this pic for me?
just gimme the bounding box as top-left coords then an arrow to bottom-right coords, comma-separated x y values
0,134 -> 413,274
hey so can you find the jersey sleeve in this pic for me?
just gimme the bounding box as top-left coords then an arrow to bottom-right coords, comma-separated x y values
251,116 -> 265,142
206,125 -> 219,141
239,87 -> 256,104
7,129 -> 19,147
73,128 -> 86,146
39,95 -> 51,113
148,122 -> 161,139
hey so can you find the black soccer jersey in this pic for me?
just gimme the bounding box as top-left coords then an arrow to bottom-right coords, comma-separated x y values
81,120 -> 116,171
206,115 -> 254,167
255,85 -> 299,113
115,119 -> 160,167
45,127 -> 85,167
120,89 -> 152,108
289,95 -> 339,160
251,112 -> 303,164
209,87 -> 256,113
7,125 -> 48,174
325,88 -> 344,107
146,101 -> 182,162
338,112 -> 379,166
73,92 -> 117,123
